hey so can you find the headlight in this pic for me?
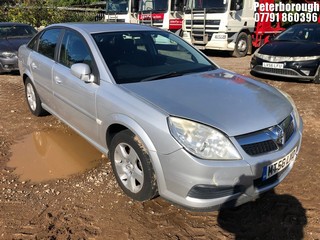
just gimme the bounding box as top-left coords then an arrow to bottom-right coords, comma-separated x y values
254,51 -> 319,62
278,89 -> 301,128
168,117 -> 241,160
0,51 -> 17,58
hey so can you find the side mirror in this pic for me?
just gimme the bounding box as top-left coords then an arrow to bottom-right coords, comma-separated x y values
269,34 -> 276,41
230,10 -> 236,19
71,63 -> 94,83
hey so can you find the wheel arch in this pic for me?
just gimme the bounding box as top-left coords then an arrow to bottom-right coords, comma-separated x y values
105,115 -> 157,153
22,72 -> 33,85
105,114 -> 166,193
230,28 -> 251,43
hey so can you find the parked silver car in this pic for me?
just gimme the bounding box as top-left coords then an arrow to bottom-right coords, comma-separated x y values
18,23 -> 303,210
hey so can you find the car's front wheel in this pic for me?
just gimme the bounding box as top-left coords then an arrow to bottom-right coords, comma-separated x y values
109,130 -> 158,201
24,77 -> 48,116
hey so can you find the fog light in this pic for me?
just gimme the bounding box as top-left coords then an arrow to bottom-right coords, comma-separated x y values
301,70 -> 310,76
187,184 -> 244,199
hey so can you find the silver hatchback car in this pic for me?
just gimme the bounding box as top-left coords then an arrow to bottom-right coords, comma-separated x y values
18,23 -> 303,211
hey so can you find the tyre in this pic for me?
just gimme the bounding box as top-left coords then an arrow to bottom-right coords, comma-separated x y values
313,66 -> 320,84
24,78 -> 48,116
232,32 -> 250,58
109,130 -> 158,201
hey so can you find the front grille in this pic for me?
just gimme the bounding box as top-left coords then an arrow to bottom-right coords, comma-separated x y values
242,140 -> 278,156
253,66 -> 300,76
236,115 -> 295,156
106,19 -> 126,23
283,117 -> 295,142
152,19 -> 163,24
185,19 -> 220,25
192,32 -> 214,42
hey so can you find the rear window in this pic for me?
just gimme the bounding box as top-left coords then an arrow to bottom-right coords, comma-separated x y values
38,28 -> 62,60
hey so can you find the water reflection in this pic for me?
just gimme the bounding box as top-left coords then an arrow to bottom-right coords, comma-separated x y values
8,130 -> 102,182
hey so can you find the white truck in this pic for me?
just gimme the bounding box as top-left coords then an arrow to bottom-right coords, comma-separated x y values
105,0 -> 184,31
181,0 -> 284,57
105,0 -> 139,23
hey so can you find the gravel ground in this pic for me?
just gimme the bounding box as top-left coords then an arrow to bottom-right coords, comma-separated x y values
0,53 -> 319,240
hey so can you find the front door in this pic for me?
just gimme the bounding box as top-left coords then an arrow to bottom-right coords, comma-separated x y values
52,30 -> 99,142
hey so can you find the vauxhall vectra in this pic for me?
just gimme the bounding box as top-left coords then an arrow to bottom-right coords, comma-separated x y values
18,23 -> 303,210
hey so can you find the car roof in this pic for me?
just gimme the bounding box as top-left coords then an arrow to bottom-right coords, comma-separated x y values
289,23 -> 320,28
47,22 -> 163,34
0,22 -> 33,27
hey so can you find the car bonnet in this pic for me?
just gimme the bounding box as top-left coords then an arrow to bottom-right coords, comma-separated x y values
121,69 -> 292,137
258,40 -> 320,57
0,37 -> 31,52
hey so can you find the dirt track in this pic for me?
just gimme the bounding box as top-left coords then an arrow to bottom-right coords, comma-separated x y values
0,54 -> 319,240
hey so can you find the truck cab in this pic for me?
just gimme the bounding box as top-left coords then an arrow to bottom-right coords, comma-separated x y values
105,0 -> 139,23
182,0 -> 283,57
138,0 -> 184,31
105,0 -> 185,31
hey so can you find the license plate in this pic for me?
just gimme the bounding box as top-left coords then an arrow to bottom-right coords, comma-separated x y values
262,147 -> 297,181
195,45 -> 205,50
262,62 -> 284,69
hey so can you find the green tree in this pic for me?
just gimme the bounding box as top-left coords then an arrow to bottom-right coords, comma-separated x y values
2,0 -> 101,28
55,0 -> 98,6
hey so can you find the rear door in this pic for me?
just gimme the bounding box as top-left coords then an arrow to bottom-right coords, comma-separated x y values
29,28 -> 62,109
52,29 -> 99,142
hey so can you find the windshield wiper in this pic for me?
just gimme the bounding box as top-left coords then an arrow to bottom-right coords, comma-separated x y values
141,72 -> 183,82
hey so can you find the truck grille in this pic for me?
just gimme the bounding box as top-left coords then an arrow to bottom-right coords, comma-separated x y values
185,19 -> 220,26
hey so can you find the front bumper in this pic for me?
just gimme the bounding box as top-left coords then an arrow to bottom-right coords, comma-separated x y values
157,117 -> 303,211
182,31 -> 235,51
250,56 -> 319,80
0,56 -> 19,73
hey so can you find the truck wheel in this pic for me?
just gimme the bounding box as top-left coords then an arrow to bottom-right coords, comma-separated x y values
109,130 -> 158,201
233,32 -> 249,57
24,78 -> 48,116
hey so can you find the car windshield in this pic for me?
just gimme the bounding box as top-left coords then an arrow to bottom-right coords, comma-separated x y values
275,24 -> 320,42
0,25 -> 37,39
93,30 -> 217,84
106,0 -> 129,13
139,0 -> 168,12
184,0 -> 228,13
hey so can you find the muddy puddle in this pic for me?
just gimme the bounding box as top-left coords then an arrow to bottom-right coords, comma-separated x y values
8,130 -> 103,182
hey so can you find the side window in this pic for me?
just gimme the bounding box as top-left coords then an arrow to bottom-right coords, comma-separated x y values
59,30 -> 92,69
230,0 -> 243,11
38,29 -> 61,59
171,0 -> 184,11
27,34 -> 39,51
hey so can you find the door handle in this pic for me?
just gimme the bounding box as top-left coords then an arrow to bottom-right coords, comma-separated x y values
31,62 -> 38,70
54,76 -> 62,84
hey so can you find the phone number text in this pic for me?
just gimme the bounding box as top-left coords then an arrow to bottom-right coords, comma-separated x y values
254,12 -> 318,22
